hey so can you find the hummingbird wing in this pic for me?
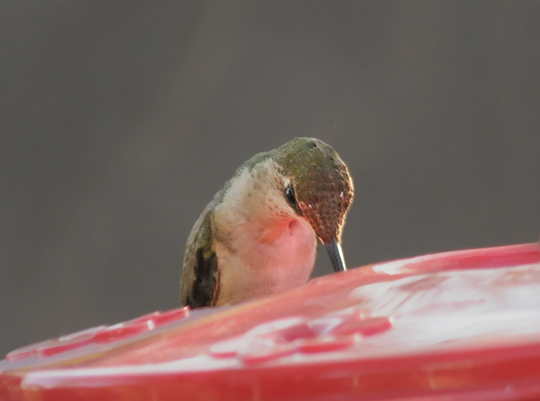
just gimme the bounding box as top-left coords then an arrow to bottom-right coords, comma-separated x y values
180,201 -> 220,308
181,153 -> 269,308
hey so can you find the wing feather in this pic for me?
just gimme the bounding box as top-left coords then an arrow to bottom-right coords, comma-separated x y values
180,201 -> 220,308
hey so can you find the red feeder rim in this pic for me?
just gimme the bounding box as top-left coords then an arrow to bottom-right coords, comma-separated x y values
1,243 -> 540,401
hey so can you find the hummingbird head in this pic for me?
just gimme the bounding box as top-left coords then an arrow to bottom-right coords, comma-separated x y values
274,137 -> 354,272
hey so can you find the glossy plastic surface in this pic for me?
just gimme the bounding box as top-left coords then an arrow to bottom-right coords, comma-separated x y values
1,243 -> 540,400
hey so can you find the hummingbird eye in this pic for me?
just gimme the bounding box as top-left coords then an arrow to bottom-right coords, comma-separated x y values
285,184 -> 301,214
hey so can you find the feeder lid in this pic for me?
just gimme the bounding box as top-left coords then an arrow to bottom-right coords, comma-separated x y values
1,243 -> 540,400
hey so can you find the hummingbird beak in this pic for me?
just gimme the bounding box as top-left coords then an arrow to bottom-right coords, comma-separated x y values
324,239 -> 347,272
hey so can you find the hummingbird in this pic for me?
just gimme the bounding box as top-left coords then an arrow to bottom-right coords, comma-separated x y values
180,137 -> 354,309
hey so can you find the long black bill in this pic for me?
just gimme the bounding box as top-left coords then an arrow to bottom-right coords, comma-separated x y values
324,239 -> 347,272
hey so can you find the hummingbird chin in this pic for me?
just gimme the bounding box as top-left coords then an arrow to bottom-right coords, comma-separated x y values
180,137 -> 354,309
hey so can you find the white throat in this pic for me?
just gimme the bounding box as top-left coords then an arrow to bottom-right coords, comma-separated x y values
212,159 -> 317,306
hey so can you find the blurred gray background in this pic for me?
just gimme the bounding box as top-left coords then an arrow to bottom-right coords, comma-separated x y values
1,1 -> 540,356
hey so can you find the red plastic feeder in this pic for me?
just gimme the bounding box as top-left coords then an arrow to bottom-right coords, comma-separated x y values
1,243 -> 540,400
